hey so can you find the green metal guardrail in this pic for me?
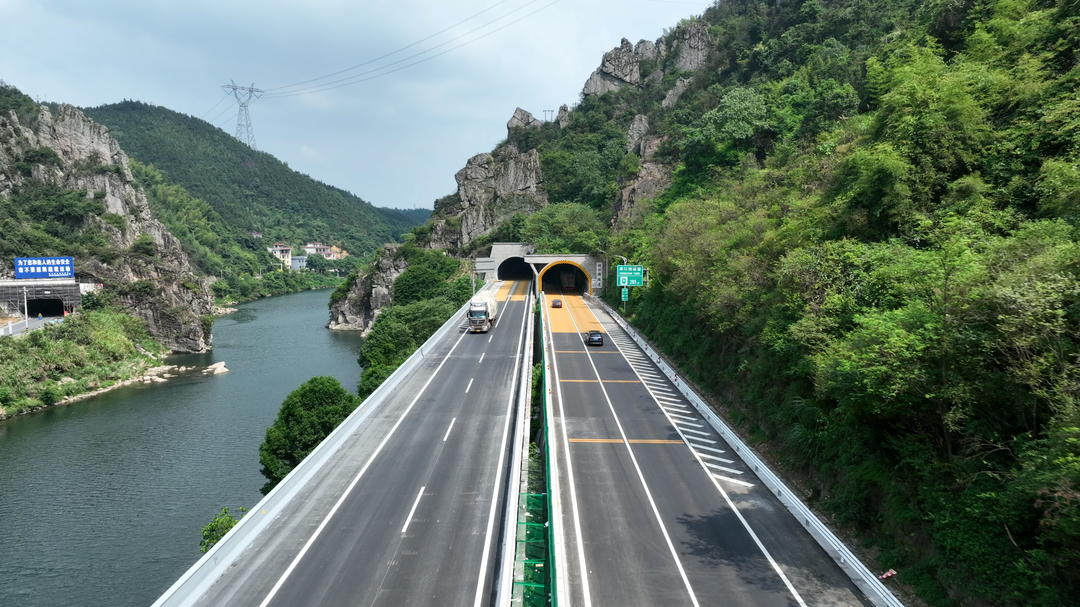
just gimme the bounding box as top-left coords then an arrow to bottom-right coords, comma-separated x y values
511,302 -> 557,606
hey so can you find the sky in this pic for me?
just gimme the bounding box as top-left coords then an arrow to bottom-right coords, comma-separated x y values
0,0 -> 711,210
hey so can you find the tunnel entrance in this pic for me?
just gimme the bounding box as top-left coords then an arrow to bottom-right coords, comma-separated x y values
540,263 -> 590,295
27,298 -> 64,317
497,257 -> 533,280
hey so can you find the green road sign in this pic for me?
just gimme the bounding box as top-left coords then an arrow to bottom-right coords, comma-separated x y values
616,265 -> 644,287
621,287 -> 629,301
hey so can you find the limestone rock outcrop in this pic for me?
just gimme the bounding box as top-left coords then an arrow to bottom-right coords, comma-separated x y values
627,115 -> 649,155
425,145 -> 547,250
327,244 -> 409,336
583,38 -> 645,96
0,104 -> 215,352
662,78 -> 692,109
557,105 -> 570,129
613,136 -> 672,228
507,107 -> 541,134
675,20 -> 712,72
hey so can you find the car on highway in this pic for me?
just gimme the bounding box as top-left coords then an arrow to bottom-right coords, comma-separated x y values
551,299 -> 563,308
586,330 -> 603,346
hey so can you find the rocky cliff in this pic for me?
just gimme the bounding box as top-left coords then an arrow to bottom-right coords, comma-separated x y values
326,244 -> 407,335
582,20 -> 711,97
424,139 -> 547,251
0,103 -> 215,352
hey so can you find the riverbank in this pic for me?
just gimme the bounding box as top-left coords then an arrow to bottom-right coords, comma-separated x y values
0,309 -> 168,420
1,362 -> 229,421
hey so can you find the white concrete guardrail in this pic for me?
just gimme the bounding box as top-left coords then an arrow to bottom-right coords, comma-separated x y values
587,295 -> 904,607
151,292 -> 477,607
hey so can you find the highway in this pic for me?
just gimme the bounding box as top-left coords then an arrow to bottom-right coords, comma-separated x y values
542,281 -> 872,607
192,280 -> 532,607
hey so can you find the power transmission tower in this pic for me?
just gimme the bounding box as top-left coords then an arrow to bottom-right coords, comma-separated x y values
222,81 -> 263,149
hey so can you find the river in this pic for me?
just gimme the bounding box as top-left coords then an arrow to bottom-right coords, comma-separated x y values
0,289 -> 364,607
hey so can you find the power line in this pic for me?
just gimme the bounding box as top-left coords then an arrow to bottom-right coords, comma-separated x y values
264,0 -> 518,93
200,90 -> 232,119
263,0 -> 546,98
262,0 -> 562,99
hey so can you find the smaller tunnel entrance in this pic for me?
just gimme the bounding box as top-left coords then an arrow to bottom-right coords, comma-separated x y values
27,298 -> 65,317
540,263 -> 590,295
497,257 -> 533,280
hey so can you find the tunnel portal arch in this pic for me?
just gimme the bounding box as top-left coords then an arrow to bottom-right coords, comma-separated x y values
537,261 -> 592,295
496,257 -> 533,280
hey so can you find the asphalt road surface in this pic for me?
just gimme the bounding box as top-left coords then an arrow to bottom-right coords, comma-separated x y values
542,284 -> 873,607
193,280 -> 532,607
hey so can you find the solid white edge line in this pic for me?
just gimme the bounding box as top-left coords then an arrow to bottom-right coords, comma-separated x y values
472,284 -> 529,607
598,313 -> 810,607
465,378 -> 474,393
566,297 -> 699,607
402,486 -> 426,534
443,418 -> 457,442
256,322 -> 471,607
549,290 -> 593,607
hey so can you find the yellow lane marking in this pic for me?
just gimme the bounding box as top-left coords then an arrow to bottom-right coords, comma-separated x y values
565,294 -> 604,334
558,379 -> 640,383
560,379 -> 598,383
569,439 -> 622,443
510,280 -> 529,301
554,350 -> 620,353
568,439 -> 685,444
496,281 -> 514,301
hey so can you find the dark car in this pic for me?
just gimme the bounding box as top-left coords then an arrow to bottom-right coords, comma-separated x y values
586,330 -> 604,346
551,299 -> 563,308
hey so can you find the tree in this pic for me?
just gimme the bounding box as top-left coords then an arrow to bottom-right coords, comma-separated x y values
200,507 -> 245,553
258,376 -> 358,494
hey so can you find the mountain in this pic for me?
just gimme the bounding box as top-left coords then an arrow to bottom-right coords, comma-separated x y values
82,101 -> 427,264
388,1 -> 1080,605
0,84 -> 214,351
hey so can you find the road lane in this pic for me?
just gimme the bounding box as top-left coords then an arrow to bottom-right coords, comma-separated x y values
544,285 -> 871,607
194,281 -> 531,607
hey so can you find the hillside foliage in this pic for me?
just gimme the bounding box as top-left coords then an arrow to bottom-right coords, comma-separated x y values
82,101 -> 427,262
0,309 -> 165,416
357,245 -> 474,398
463,0 -> 1080,604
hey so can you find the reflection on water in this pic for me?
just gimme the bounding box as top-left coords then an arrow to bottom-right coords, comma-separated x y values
0,289 -> 363,607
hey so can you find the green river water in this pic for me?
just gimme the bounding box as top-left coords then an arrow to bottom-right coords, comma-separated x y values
0,289 -> 364,607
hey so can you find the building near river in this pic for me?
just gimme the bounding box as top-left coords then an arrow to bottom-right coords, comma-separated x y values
266,243 -> 292,269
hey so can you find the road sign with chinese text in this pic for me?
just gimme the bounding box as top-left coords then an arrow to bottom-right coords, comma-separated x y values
616,265 -> 643,287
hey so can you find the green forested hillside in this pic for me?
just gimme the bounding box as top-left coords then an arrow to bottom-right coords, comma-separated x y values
430,0 -> 1080,604
82,101 -> 426,260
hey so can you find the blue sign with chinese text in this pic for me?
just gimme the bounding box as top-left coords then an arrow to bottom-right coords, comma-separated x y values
14,257 -> 74,279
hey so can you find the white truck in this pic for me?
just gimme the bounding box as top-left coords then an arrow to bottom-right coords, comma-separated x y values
468,291 -> 499,332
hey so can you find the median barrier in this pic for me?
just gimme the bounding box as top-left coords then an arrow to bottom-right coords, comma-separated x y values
586,295 -> 904,607
496,286 -> 536,604
151,298 -> 472,607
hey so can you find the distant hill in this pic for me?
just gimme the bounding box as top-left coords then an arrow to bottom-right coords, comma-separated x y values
83,101 -> 427,260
